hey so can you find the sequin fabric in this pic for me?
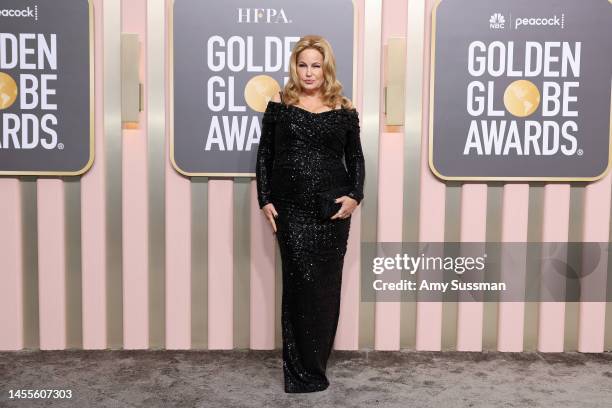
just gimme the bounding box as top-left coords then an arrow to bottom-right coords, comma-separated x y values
255,96 -> 365,393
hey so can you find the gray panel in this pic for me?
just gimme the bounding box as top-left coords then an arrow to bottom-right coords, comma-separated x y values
523,301 -> 538,351
485,184 -> 503,244
564,301 -> 579,351
65,177 -> 82,348
442,184 -> 459,350
523,185 -> 543,351
148,0 -> 166,350
484,185 -> 503,350
482,301 -> 498,351
104,0 -> 123,349
563,185 -> 584,350
233,178 -> 250,349
20,177 -> 39,349
191,177 -> 208,349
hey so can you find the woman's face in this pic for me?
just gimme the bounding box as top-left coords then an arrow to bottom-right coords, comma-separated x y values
296,48 -> 324,92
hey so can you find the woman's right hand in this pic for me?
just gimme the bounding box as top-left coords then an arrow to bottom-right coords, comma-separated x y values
262,203 -> 279,233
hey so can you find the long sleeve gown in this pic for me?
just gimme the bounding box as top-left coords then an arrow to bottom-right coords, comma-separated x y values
255,93 -> 365,393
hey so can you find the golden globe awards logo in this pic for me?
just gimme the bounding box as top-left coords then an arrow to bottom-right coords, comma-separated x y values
0,0 -> 92,176
464,40 -> 580,157
173,0 -> 354,175
430,0 -> 612,181
199,8 -> 293,152
203,35 -> 289,152
0,33 -> 61,150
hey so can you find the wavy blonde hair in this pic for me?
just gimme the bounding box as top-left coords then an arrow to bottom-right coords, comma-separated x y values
281,35 -> 354,110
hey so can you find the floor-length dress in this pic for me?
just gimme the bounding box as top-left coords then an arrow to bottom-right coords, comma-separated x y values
255,92 -> 365,393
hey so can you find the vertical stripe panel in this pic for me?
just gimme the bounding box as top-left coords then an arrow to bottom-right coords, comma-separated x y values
21,179 -> 39,349
162,0 -> 191,349
250,182 -> 276,349
482,185 -> 503,350
415,0 -> 444,351
523,185 -> 544,351
401,0 -> 425,350
456,184 -> 487,351
65,179 -> 82,349
497,184 -> 529,351
122,0 -> 149,349
208,180 -> 234,348
578,172 -> 611,352
191,178 -> 209,348
37,179 -> 67,349
537,184 -> 570,351
103,0 -> 123,349
81,0 -> 107,350
233,179 -> 251,349
165,167 -> 191,349
373,0 -> 408,352
442,185 -> 460,350
274,244 -> 283,348
356,0 -> 382,351
0,180 -> 23,350
147,0 -> 167,350
375,132 -> 404,350
564,187 -> 584,351
336,0 -> 370,351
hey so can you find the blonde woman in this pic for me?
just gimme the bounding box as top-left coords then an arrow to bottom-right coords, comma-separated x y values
256,35 -> 365,393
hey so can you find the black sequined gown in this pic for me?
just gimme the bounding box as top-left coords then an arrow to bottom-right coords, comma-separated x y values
255,95 -> 365,393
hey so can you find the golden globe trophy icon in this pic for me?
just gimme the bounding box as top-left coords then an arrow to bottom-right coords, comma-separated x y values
244,74 -> 281,113
503,79 -> 541,118
0,72 -> 18,110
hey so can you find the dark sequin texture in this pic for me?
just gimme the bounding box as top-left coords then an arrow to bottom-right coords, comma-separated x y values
255,97 -> 365,393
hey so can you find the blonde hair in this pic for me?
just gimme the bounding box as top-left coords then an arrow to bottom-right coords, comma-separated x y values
281,35 -> 354,110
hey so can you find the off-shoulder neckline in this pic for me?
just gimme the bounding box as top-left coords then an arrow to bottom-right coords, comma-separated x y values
267,100 -> 356,116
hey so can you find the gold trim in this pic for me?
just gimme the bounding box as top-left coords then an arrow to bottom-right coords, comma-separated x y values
168,0 -> 359,177
0,0 -> 95,177
428,0 -> 612,182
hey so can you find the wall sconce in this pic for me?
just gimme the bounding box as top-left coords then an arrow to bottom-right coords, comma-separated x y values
384,37 -> 406,126
121,33 -> 142,128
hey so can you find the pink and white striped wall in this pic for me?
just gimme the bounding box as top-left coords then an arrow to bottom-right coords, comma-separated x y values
1,0 -> 611,353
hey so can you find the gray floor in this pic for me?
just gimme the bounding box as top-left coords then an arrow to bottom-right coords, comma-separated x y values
1,349 -> 611,407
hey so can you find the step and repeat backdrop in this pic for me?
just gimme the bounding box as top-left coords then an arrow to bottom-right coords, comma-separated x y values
1,0 -> 612,353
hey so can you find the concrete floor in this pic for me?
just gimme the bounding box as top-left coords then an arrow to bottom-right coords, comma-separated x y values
1,349 -> 611,407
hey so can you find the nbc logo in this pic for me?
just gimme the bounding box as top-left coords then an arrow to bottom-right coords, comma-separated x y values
489,13 -> 505,29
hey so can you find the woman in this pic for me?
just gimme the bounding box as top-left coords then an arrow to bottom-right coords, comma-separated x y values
256,35 -> 365,393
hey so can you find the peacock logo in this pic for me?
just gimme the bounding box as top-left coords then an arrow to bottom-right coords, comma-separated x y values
0,5 -> 38,21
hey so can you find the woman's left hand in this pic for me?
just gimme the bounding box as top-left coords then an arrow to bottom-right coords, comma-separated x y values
330,196 -> 358,220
